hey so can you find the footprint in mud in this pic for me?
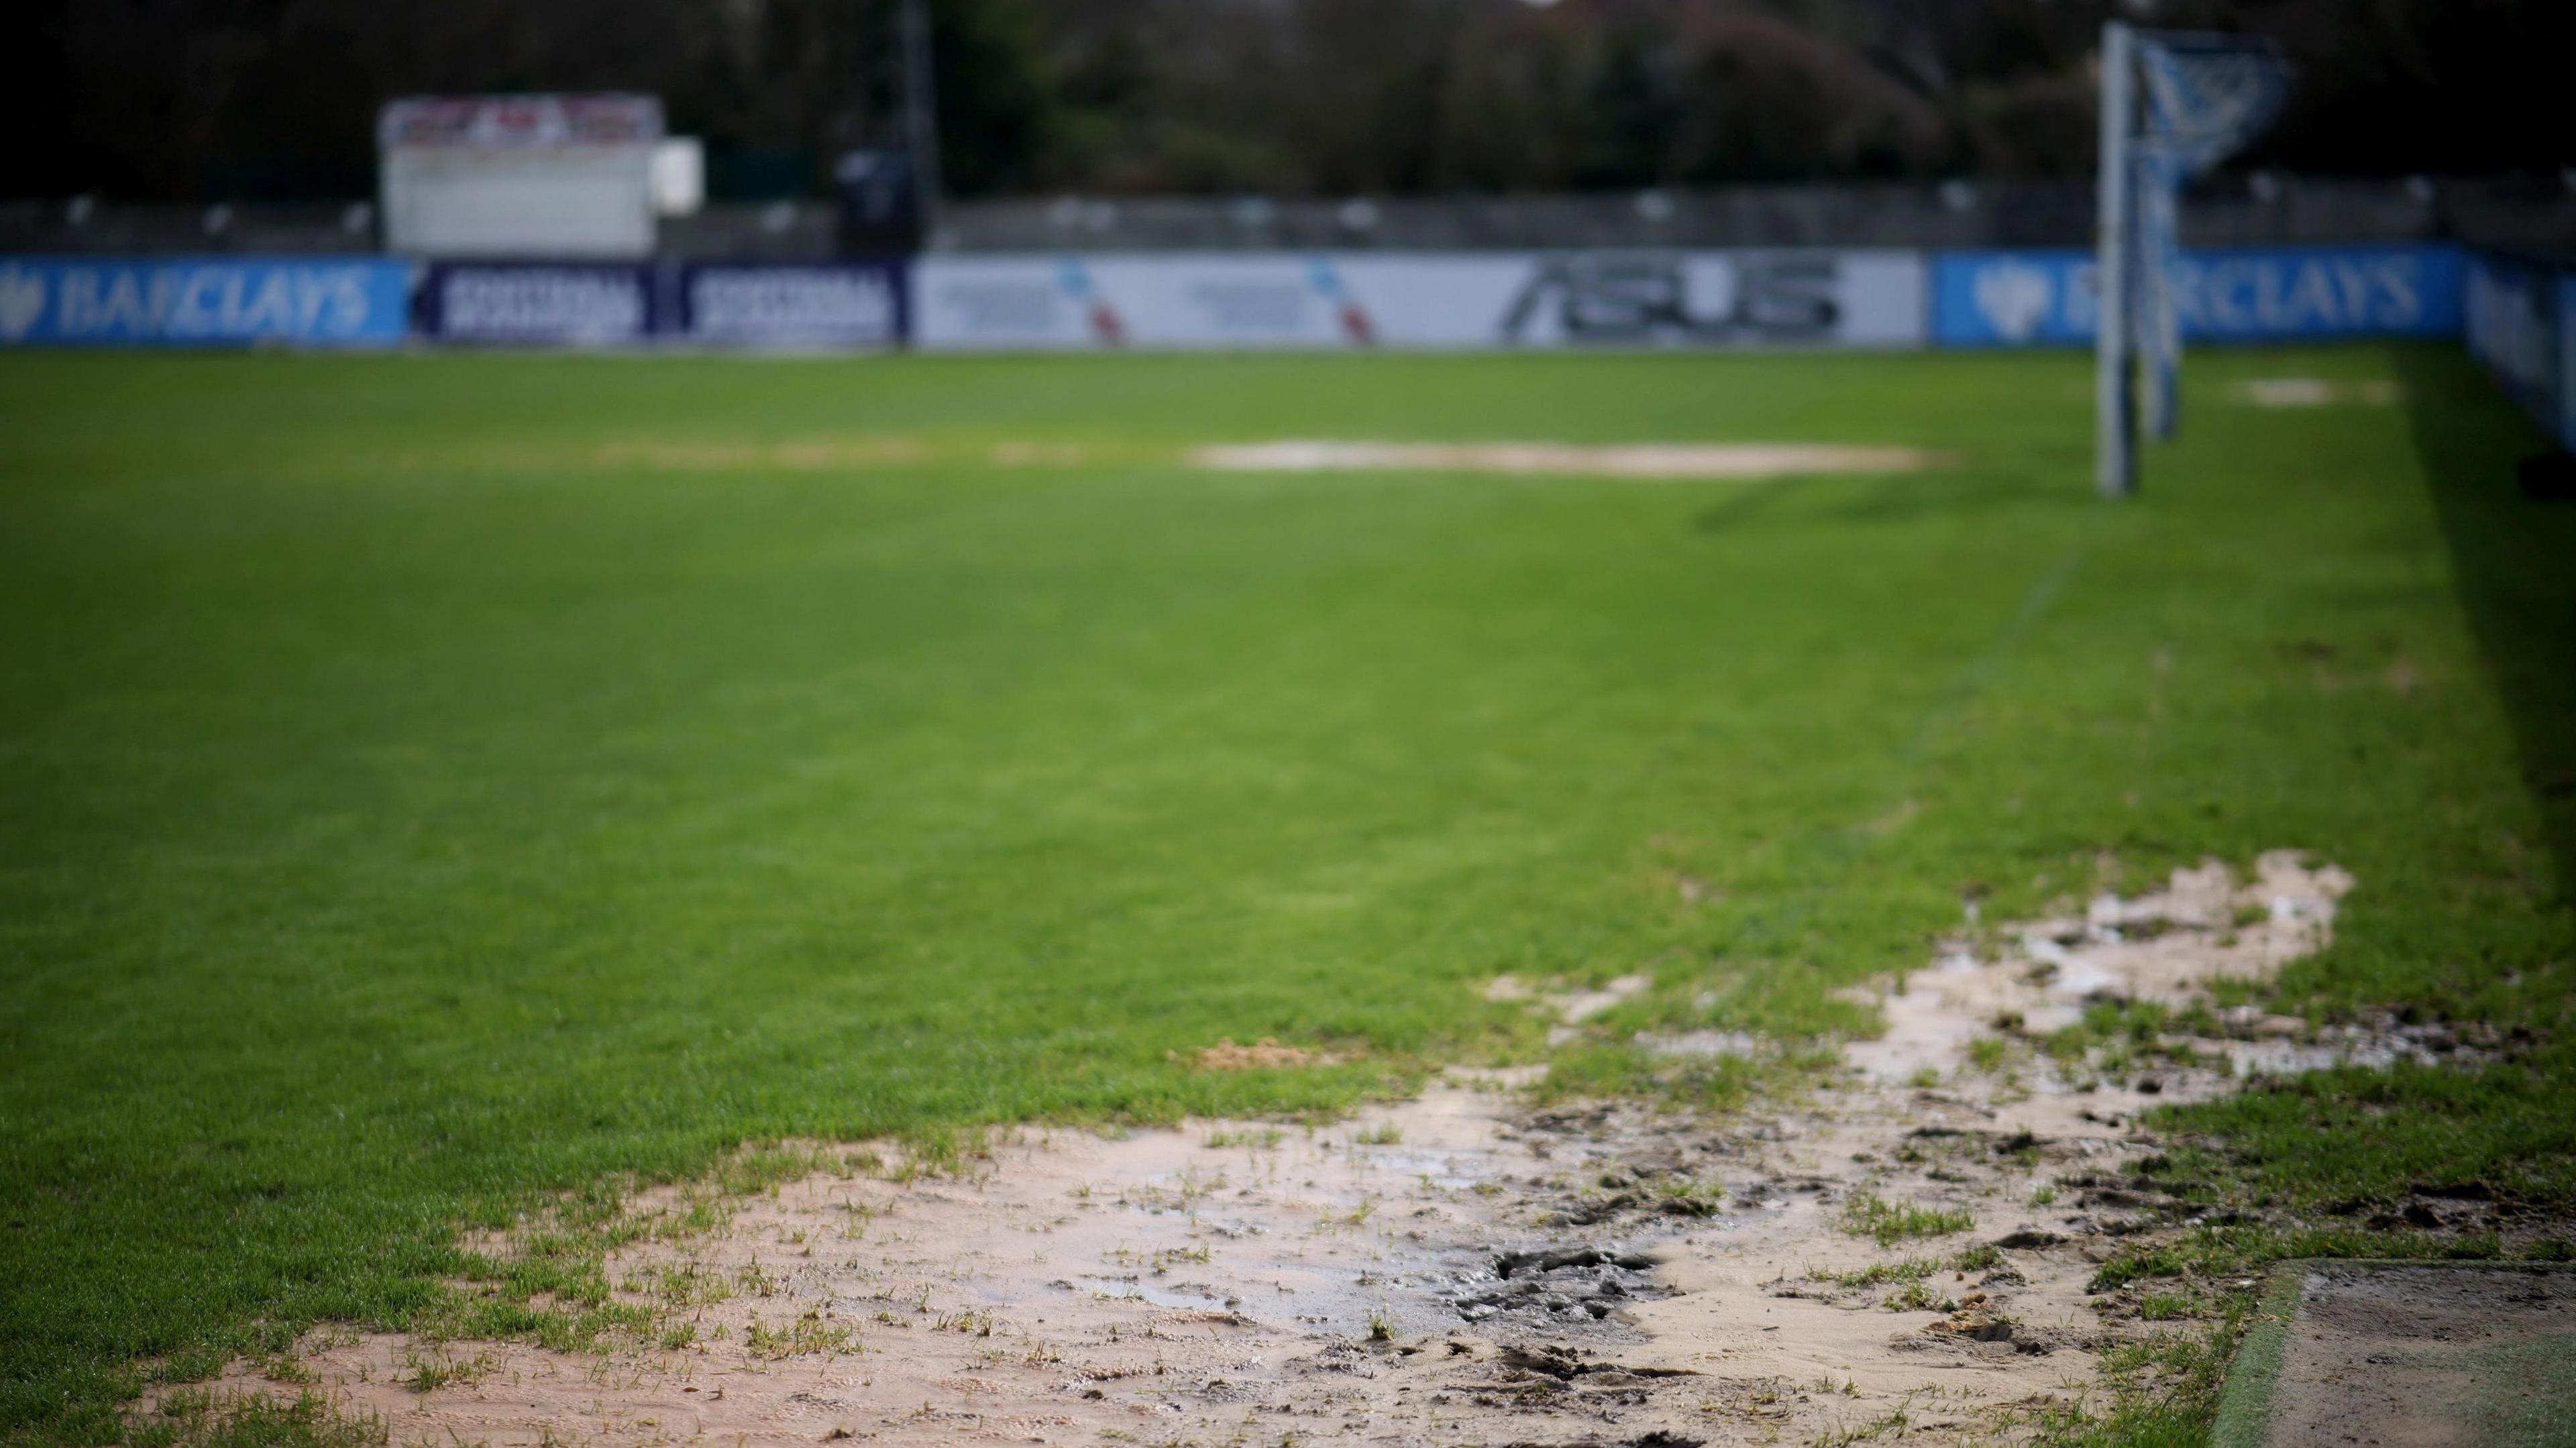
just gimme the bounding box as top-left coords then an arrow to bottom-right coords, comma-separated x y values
1494,1343 -> 1698,1382
1451,1245 -> 1675,1323
1490,1429 -> 1706,1448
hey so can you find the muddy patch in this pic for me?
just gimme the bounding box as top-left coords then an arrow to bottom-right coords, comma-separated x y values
1188,441 -> 1941,481
170,854 -> 2412,1447
1847,850 -> 2355,1099
177,1086 -> 1723,1447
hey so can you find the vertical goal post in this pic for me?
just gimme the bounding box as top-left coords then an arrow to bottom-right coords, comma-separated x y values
2096,21 -> 2140,499
2094,24 -> 2293,499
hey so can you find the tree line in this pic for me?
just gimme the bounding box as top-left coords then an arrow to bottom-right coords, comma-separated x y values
7,0 -> 2567,203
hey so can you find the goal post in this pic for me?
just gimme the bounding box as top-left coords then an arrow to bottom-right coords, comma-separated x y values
2095,22 -> 2140,499
2094,25 -> 2292,499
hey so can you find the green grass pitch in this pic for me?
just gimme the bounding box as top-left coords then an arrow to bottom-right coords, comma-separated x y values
1,345 -> 2569,1443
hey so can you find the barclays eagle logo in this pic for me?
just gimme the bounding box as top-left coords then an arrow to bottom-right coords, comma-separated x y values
1972,259 -> 2055,343
0,264 -> 46,341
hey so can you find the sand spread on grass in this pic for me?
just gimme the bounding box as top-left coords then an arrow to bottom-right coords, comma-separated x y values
1174,1036 -> 1336,1070
398,437 -> 1943,483
1189,441 -> 1941,480
162,854 -> 2446,1448
596,440 -> 934,470
2229,378 -> 2404,409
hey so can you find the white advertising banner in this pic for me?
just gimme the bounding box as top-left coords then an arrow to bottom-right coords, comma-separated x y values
912,251 -> 1927,351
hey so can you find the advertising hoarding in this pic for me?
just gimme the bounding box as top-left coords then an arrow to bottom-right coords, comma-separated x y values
912,251 -> 1928,351
2465,252 -> 2575,451
412,261 -> 910,348
417,262 -> 654,344
2562,274 -> 2576,452
675,262 -> 905,347
0,257 -> 415,347
1934,243 -> 2465,347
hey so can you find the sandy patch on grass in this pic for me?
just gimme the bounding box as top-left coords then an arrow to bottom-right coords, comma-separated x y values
1487,971 -> 1655,1046
2229,378 -> 2404,409
398,438 -> 1118,476
166,853 -> 2451,1448
1173,1036 -> 1338,1070
400,437 -> 1942,483
588,440 -> 1105,471
595,440 -> 935,470
1189,441 -> 1941,480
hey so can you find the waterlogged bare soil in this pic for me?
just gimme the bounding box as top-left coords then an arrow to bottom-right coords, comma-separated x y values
172,854 -> 2396,1447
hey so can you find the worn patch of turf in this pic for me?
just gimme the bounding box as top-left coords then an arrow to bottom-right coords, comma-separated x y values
1,343 -> 2569,1445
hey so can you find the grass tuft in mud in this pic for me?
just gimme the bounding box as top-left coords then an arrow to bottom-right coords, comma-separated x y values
1840,1192 -> 1975,1247
1821,1243 -> 2000,1292
131,1394 -> 382,1448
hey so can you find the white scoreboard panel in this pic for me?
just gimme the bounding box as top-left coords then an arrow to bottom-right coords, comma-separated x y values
379,95 -> 663,260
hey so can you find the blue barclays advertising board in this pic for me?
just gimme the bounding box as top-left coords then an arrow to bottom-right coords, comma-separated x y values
0,257 -> 415,346
1933,243 -> 2465,348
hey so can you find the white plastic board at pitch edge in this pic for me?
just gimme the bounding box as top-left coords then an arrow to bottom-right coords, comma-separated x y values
910,251 -> 1929,351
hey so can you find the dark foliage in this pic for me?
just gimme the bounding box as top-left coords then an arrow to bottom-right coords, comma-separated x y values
3,0 -> 2567,201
